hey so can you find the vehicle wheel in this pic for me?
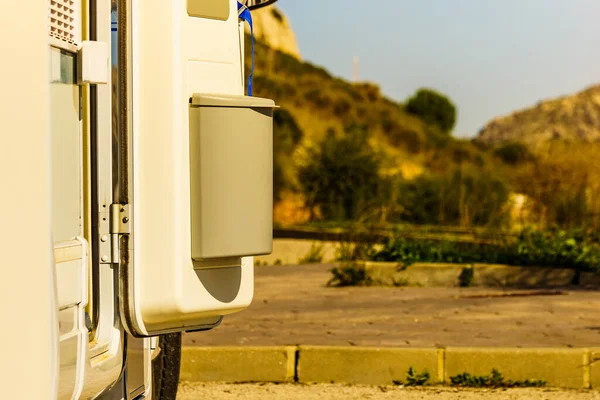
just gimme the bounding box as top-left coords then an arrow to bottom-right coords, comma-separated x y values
152,333 -> 182,400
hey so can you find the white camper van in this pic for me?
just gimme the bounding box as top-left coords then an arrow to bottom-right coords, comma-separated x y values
0,0 -> 276,398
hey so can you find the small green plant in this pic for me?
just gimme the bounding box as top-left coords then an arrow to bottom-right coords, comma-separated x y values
298,243 -> 324,264
458,266 -> 475,287
405,366 -> 430,386
273,259 -> 283,266
450,369 -> 546,388
327,262 -> 373,287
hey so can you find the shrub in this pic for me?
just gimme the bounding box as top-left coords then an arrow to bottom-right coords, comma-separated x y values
299,126 -> 389,221
514,228 -> 600,271
494,142 -> 534,165
393,366 -> 431,386
332,97 -> 352,117
458,266 -> 475,287
370,236 -> 496,265
405,367 -> 431,386
368,228 -> 600,273
356,82 -> 381,102
406,88 -> 457,134
381,120 -> 423,154
339,84 -> 364,102
253,75 -> 284,99
450,369 -> 545,388
396,175 -> 444,226
327,262 -> 373,287
304,88 -> 332,109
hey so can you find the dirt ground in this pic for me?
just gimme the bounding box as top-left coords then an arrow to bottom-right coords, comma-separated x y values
184,264 -> 600,348
177,383 -> 600,400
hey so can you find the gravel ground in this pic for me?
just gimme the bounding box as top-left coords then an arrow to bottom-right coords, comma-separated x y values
184,264 -> 600,348
178,383 -> 600,400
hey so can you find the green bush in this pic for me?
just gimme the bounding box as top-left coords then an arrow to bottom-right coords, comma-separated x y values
368,228 -> 600,272
494,142 -> 534,165
327,262 -> 373,287
397,175 -> 445,226
406,88 -> 457,134
356,82 -> 381,102
450,369 -> 545,388
370,236 -> 498,265
396,367 -> 430,386
458,266 -> 475,287
381,119 -> 422,154
304,88 -> 332,109
337,83 -> 364,102
514,228 -> 600,271
332,97 -> 352,117
299,126 -> 389,221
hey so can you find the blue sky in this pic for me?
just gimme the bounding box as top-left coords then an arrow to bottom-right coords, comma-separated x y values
277,0 -> 600,137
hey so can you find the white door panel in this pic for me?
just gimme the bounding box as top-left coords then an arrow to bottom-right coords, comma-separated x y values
122,0 -> 261,337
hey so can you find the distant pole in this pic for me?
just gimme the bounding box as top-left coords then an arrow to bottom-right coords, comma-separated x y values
353,56 -> 360,83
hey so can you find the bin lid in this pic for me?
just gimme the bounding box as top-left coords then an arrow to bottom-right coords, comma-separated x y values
191,94 -> 276,109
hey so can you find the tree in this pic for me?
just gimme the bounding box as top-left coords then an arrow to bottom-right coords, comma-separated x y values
406,88 -> 457,134
298,125 -> 387,221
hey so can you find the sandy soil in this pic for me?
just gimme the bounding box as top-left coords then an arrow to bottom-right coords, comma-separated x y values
184,264 -> 600,348
178,383 -> 600,400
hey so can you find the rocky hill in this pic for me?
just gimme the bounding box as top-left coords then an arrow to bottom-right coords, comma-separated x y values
249,7 -> 301,59
477,85 -> 600,147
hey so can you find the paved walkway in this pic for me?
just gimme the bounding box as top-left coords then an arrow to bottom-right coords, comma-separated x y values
184,264 -> 600,348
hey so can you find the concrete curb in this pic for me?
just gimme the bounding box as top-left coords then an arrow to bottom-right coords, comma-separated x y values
255,239 -> 600,288
181,346 -> 600,389
180,346 -> 297,383
364,261 -> 579,288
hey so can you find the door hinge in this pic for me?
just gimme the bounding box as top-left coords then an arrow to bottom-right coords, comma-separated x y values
110,204 -> 130,234
99,207 -> 112,264
98,204 -> 129,264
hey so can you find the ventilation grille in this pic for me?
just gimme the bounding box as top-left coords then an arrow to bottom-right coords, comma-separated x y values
49,0 -> 79,46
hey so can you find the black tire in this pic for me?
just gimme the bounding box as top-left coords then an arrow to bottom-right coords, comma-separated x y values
152,333 -> 182,400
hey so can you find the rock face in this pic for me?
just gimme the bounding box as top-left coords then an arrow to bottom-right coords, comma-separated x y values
248,6 -> 301,59
477,85 -> 600,147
